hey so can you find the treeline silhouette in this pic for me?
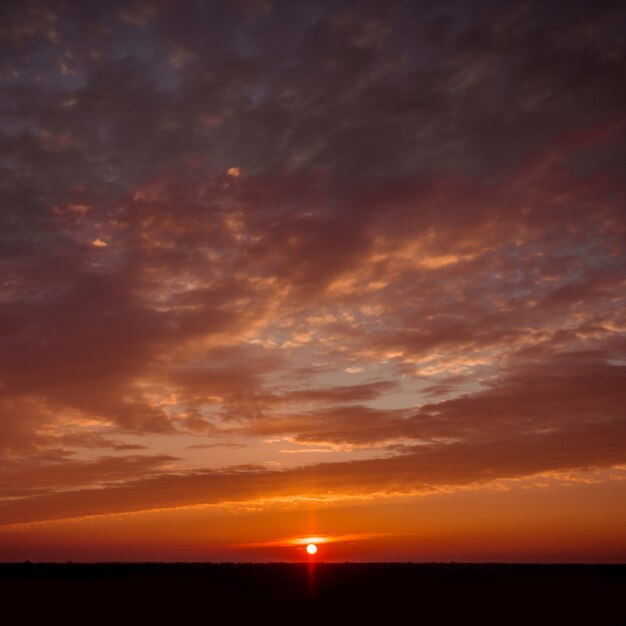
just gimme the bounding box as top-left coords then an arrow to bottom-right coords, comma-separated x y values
1,562 -> 624,625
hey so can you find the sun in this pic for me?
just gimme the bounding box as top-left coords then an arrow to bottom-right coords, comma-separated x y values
306,543 -> 318,555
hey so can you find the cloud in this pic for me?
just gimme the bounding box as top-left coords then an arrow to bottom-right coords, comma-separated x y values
1,411 -> 624,526
0,453 -> 178,499
0,0 -> 624,531
1,346 -> 624,525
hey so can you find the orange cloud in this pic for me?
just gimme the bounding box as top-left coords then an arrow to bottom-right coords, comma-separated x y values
1,0 -> 625,560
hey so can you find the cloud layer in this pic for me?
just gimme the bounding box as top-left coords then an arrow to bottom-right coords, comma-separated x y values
0,0 -> 625,528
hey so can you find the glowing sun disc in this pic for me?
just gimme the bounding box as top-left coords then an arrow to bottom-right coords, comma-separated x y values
306,543 -> 318,555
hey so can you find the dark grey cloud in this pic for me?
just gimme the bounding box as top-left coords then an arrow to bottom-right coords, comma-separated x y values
0,0 -> 624,522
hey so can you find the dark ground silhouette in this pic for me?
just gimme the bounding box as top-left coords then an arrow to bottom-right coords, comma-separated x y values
1,562 -> 625,625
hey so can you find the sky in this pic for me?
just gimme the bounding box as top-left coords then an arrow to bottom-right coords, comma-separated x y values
0,0 -> 625,562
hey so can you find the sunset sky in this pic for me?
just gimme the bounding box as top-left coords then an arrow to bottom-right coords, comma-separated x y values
1,0 -> 625,562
